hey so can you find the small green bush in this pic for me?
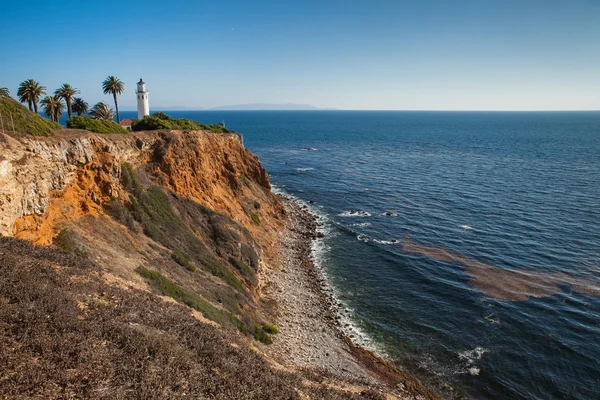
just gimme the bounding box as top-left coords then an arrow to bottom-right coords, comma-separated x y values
262,324 -> 279,335
171,250 -> 196,272
251,213 -> 260,225
252,324 -> 273,344
66,116 -> 128,134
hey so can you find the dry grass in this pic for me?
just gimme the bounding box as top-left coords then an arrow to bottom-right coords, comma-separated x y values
0,237 -> 385,399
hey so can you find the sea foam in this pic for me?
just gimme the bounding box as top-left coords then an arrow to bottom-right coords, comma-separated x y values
339,210 -> 371,217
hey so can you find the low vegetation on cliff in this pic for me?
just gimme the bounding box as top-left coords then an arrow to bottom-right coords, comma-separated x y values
66,116 -> 128,134
0,96 -> 60,136
109,162 -> 271,338
0,237 -> 384,399
132,112 -> 231,133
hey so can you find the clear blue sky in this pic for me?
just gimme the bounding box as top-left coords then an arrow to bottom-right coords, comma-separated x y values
1,0 -> 599,110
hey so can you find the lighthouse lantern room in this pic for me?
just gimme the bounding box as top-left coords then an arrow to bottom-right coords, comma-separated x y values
136,78 -> 149,119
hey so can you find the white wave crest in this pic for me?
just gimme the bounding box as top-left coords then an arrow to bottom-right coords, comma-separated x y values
339,210 -> 371,217
351,222 -> 371,227
373,239 -> 400,245
357,234 -> 369,243
460,225 -> 473,230
458,347 -> 488,364
295,167 -> 315,172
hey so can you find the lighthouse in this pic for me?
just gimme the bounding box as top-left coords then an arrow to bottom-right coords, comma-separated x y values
136,78 -> 149,119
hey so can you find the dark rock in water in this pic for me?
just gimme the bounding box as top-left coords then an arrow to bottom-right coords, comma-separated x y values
316,232 -> 325,238
308,200 -> 315,204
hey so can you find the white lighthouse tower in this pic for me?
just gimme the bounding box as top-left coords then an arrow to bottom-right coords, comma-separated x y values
136,78 -> 149,119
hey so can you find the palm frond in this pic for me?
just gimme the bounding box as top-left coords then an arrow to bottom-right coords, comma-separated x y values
102,76 -> 124,95
90,102 -> 115,121
55,83 -> 79,100
40,95 -> 65,122
18,79 -> 46,113
71,97 -> 89,116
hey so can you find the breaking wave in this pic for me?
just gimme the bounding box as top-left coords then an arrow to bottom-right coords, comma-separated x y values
339,210 -> 371,217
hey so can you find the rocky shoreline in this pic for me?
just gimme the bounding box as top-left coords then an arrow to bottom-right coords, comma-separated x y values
262,195 -> 442,400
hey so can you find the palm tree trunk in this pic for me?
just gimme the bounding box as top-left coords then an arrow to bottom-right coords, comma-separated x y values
33,100 -> 39,114
113,93 -> 120,122
67,98 -> 72,119
27,100 -> 32,111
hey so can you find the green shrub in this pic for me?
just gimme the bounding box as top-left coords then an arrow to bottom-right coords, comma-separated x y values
66,116 -> 127,134
252,324 -> 273,344
251,213 -> 260,225
131,112 -> 231,133
171,250 -> 196,272
203,259 -> 245,292
262,324 -> 279,335
0,96 -> 60,136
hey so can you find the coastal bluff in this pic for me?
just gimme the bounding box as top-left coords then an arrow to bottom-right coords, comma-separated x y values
0,125 -> 437,399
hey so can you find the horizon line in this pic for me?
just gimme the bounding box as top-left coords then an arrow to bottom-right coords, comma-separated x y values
116,108 -> 600,112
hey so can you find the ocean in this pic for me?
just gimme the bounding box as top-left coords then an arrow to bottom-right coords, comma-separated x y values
115,110 -> 600,399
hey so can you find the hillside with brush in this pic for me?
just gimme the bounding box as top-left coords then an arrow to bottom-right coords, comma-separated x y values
0,236 -> 385,399
0,96 -> 60,136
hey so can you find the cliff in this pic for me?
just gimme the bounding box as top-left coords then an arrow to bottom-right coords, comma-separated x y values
0,127 -> 413,399
0,128 -> 287,330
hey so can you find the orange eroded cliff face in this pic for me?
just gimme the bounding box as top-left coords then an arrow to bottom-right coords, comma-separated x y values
150,130 -> 285,260
2,130 -> 284,255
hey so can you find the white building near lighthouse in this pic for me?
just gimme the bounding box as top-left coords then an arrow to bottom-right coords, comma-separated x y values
136,78 -> 149,119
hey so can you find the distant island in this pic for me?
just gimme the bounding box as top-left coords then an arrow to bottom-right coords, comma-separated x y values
210,103 -> 336,111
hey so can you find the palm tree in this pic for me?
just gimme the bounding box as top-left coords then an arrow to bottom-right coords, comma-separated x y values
90,102 -> 114,121
102,76 -> 124,122
0,87 -> 9,97
71,97 -> 89,116
40,96 -> 65,122
17,79 -> 46,113
55,84 -> 79,118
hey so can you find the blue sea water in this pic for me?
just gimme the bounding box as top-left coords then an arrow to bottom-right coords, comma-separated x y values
125,110 -> 599,399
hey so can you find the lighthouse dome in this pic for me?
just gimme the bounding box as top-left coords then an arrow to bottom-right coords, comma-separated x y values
136,79 -> 147,94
